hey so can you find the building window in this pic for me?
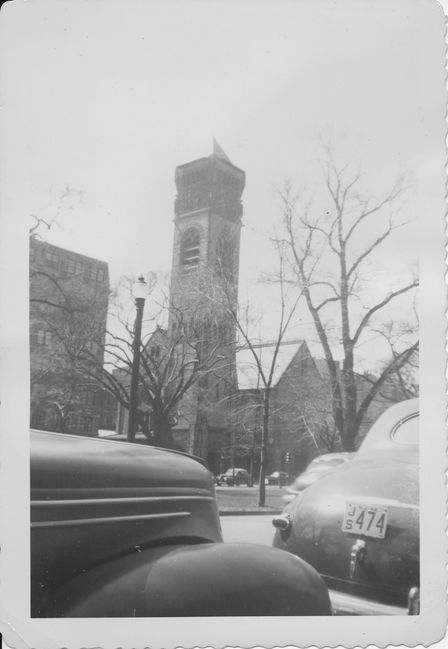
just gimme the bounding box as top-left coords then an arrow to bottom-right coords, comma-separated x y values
35,330 -> 52,346
45,250 -> 59,266
67,259 -> 75,273
215,234 -> 233,280
180,228 -> 200,270
75,262 -> 83,275
97,268 -> 105,282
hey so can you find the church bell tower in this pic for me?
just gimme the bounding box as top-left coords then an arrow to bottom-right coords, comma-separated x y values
169,141 -> 245,458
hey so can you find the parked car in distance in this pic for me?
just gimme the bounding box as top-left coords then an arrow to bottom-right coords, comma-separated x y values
283,452 -> 354,502
215,467 -> 250,487
265,471 -> 289,486
272,399 -> 419,615
31,430 -> 332,617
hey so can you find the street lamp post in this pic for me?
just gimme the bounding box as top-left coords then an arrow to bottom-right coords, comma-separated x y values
127,275 -> 147,442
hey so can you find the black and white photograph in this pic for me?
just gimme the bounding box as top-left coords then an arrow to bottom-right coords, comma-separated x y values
0,0 -> 446,647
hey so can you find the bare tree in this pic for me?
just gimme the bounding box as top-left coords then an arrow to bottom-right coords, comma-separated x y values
368,320 -> 419,401
224,389 -> 263,485
81,277 -> 226,449
29,185 -> 83,238
279,150 -> 418,451
205,247 -> 303,506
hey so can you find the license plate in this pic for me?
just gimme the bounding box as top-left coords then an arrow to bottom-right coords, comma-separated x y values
341,502 -> 389,539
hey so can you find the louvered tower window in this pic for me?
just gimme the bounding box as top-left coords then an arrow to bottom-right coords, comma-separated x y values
180,228 -> 200,270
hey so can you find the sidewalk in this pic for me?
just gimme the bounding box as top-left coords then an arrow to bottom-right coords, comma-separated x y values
216,485 -> 284,516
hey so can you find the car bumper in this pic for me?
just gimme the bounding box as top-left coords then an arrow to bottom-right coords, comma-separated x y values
329,590 -> 409,615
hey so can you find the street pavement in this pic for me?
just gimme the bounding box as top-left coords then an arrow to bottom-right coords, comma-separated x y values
215,484 -> 285,512
220,514 -> 275,546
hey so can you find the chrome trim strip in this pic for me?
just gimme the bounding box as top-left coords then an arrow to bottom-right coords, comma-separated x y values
32,511 -> 190,529
345,496 -> 419,510
31,495 -> 215,507
329,589 -> 407,616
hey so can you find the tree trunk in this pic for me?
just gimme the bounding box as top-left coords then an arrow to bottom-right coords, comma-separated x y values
248,451 -> 254,487
152,413 -> 174,449
258,390 -> 270,507
302,284 -> 344,442
341,347 -> 358,451
339,244 -> 358,451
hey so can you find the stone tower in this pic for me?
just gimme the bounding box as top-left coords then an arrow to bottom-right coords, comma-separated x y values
169,141 -> 245,461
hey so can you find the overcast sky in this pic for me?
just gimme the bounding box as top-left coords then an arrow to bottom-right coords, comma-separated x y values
1,0 -> 446,363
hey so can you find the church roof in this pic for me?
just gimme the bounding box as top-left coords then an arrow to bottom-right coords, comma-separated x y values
176,141 -> 244,179
236,339 -> 305,391
313,358 -> 333,380
212,138 -> 232,163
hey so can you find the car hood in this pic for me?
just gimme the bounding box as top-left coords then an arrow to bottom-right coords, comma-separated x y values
31,430 -> 213,497
275,452 -> 419,608
31,430 -> 221,594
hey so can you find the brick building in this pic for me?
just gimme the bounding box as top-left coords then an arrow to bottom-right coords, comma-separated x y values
29,237 -> 115,436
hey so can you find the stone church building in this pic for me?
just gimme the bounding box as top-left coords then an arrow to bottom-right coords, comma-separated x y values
140,142 -> 334,475
30,143 -> 405,471
113,142 -> 404,475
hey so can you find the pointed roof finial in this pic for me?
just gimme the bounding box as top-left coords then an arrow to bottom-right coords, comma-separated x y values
213,138 -> 232,163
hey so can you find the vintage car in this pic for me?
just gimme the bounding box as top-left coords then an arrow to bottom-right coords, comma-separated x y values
283,452 -> 354,502
31,430 -> 331,617
265,471 -> 289,486
215,467 -> 250,487
272,399 -> 419,615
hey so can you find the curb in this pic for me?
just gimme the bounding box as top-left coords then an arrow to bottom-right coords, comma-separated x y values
219,509 -> 281,516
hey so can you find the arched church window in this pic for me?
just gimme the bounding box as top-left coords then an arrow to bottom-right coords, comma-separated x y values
180,228 -> 200,270
215,233 -> 233,280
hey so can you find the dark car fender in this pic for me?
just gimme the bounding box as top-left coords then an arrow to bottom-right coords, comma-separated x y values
46,541 -> 331,617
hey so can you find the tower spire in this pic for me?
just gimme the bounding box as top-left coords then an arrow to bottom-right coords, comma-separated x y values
212,138 -> 232,163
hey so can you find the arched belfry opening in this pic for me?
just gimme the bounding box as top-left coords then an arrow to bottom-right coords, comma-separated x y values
180,227 -> 201,271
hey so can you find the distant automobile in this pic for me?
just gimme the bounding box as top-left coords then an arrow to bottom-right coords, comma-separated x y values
265,471 -> 289,486
273,399 -> 419,615
31,430 -> 331,616
283,452 -> 354,501
215,467 -> 250,487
